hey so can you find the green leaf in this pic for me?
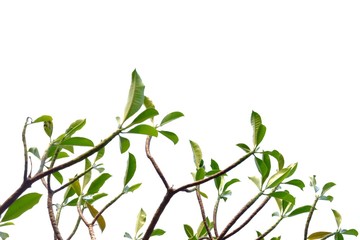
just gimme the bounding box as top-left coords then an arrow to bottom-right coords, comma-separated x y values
332,209 -> 342,228
124,232 -> 132,239
251,111 -> 262,146
159,130 -> 179,144
52,171 -> 63,184
266,164 -> 296,189
319,195 -> 334,202
119,136 -> 130,154
307,232 -> 332,239
183,224 -> 194,238
249,176 -> 262,191
95,147 -> 105,162
321,182 -> 336,196
256,124 -> 266,146
195,168 -> 206,181
65,119 -> 86,137
70,178 -> 82,196
85,193 -> 108,204
123,69 -> 145,123
86,202 -> 106,232
87,173 -> 111,195
125,183 -> 142,193
128,124 -> 158,137
268,150 -> 285,170
254,156 -> 269,185
83,159 -> 92,189
56,151 -> 69,159
341,229 -> 358,236
28,147 -> 40,159
288,205 -> 312,217
60,137 -> 94,147
0,231 -> 9,240
1,193 -> 42,222
223,178 -> 240,192
124,153 -> 136,186
43,120 -> 53,138
190,140 -> 202,169
284,179 -> 305,190
159,111 -> 184,127
151,229 -> 165,236
130,108 -> 159,126
135,208 -> 146,235
269,191 -> 295,205
236,143 -> 251,153
0,222 -> 14,227
33,115 -> 53,123
335,232 -> 344,240
144,96 -> 155,109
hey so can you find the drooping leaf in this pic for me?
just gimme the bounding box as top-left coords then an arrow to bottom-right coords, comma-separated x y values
60,137 -> 94,147
236,143 -> 251,153
159,111 -> 184,127
269,191 -> 295,205
124,153 -> 136,186
65,119 -> 86,137
332,209 -> 342,228
307,232 -> 332,239
135,208 -> 146,235
123,69 -> 145,123
190,140 -> 202,169
159,130 -> 179,144
223,178 -> 240,192
119,136 -> 130,154
28,147 -> 40,159
86,202 -> 106,232
130,108 -> 159,126
87,173 -> 111,195
249,176 -> 262,191
83,158 -> 92,189
254,156 -> 268,185
151,229 -> 165,236
33,115 -> 53,123
321,182 -> 336,196
128,124 -> 158,137
268,150 -> 285,170
43,120 -> 53,138
341,229 -> 358,236
1,193 -> 42,222
284,179 -> 305,190
52,171 -> 63,184
70,178 -> 82,196
288,205 -> 312,217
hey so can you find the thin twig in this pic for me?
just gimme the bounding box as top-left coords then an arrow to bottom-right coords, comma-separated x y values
255,216 -> 283,240
91,191 -> 125,225
304,196 -> 319,240
66,215 -> 82,240
196,188 -> 213,240
47,191 -> 64,240
213,197 -> 220,238
145,136 -> 170,189
22,117 -> 31,182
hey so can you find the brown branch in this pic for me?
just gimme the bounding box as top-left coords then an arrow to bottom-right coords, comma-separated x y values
255,216 -> 283,240
22,117 -> 31,181
145,136 -> 170,189
196,188 -> 213,240
91,191 -> 125,225
304,196 -> 319,240
47,191 -> 63,240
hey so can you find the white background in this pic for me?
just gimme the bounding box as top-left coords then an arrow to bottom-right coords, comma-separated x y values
0,1 -> 359,239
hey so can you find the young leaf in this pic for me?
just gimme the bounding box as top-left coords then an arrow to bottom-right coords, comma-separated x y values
183,224 -> 194,238
135,208 -> 146,235
86,173 -> 111,195
119,136 -> 130,154
128,124 -> 158,137
159,130 -> 179,144
321,182 -> 336,196
123,69 -> 145,123
342,229 -> 358,236
269,191 -> 295,205
332,209 -> 342,228
0,231 -> 9,240
1,193 -> 42,222
65,119 -> 86,137
43,120 -> 53,138
256,124 -> 266,146
151,229 -> 165,236
195,168 -> 206,181
83,158 -> 92,189
190,140 -> 202,169
86,203 -> 106,232
223,178 -> 240,192
95,147 -> 105,161
60,137 -> 94,147
251,111 -> 262,146
52,171 -> 63,184
28,147 -> 40,159
249,176 -> 262,191
236,143 -> 251,153
125,183 -> 142,193
283,179 -> 305,190
124,153 -> 136,187
33,115 -> 53,123
70,178 -> 82,196
266,164 -> 296,189
144,96 -> 155,109
159,111 -> 184,127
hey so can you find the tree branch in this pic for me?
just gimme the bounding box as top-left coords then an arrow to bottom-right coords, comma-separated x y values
196,188 -> 213,240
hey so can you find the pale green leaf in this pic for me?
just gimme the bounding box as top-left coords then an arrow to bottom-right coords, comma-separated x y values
123,69 -> 145,123
332,209 -> 342,228
190,140 -> 202,169
159,111 -> 184,126
86,203 -> 106,232
135,208 -> 146,235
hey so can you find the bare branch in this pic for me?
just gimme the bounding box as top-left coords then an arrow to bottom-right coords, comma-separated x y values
22,117 -> 31,181
196,188 -> 213,240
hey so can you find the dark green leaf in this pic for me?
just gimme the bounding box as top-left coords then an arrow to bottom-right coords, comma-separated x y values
28,147 -> 40,159
1,193 -> 42,222
56,151 -> 69,159
87,173 -> 111,195
86,202 -> 106,232
190,140 -> 202,169
52,171 -> 63,184
268,150 -> 284,170
284,179 -> 305,190
254,156 -> 268,184
128,124 -> 158,137
251,111 -> 262,146
159,130 -> 179,144
130,108 -> 159,125
184,224 -> 194,238
288,205 -> 312,217
321,182 -> 336,196
341,229 -> 358,236
256,124 -> 266,146
223,178 -> 240,192
236,143 -> 251,153
60,137 -> 94,147
195,168 -> 206,181
63,185 -> 75,200
124,153 -> 136,186
159,111 -> 184,127
269,191 -> 295,205
119,136 -> 130,154
335,232 -> 344,240
95,147 -> 105,161
33,115 -> 53,123
123,69 -> 145,123
135,208 -> 146,234
151,229 -> 165,236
